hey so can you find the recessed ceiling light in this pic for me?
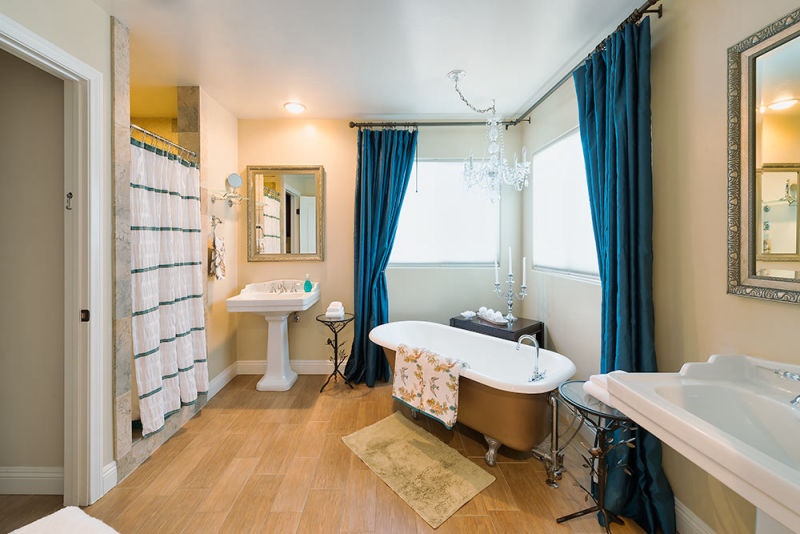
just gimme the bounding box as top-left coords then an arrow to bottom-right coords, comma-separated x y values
767,98 -> 798,111
283,101 -> 306,114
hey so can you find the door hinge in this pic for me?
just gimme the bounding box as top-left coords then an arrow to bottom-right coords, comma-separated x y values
66,192 -> 73,210
80,309 -> 90,322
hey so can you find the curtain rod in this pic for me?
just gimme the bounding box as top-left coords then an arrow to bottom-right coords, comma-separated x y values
349,0 -> 662,130
509,0 -> 662,125
348,119 -> 527,129
130,124 -> 198,158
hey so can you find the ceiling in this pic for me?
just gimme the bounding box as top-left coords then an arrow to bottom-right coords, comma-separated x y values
96,0 -> 643,119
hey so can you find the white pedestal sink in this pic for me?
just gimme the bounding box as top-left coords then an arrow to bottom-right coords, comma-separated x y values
226,280 -> 320,391
607,355 -> 800,533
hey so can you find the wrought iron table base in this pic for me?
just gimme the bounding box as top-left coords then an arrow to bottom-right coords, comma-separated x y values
316,313 -> 355,393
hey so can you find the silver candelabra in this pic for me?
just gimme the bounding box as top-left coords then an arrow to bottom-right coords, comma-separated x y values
494,273 -> 527,323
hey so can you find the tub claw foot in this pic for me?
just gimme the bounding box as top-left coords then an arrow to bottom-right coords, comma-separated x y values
410,408 -> 419,420
484,435 -> 500,466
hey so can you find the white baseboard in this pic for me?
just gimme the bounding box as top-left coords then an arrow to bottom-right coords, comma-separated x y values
0,466 -> 64,495
101,461 -> 117,496
676,498 -> 715,534
236,359 -> 334,376
208,362 -> 238,398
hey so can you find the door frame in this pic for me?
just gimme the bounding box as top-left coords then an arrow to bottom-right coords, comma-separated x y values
0,14 -> 108,505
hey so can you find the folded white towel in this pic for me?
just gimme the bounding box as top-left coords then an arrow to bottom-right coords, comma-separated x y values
12,506 -> 119,533
330,301 -> 343,308
583,380 -> 614,407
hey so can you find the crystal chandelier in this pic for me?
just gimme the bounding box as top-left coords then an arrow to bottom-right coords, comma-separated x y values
448,70 -> 530,197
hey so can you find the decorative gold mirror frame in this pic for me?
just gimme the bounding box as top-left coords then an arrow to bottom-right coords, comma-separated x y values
247,165 -> 325,262
727,8 -> 800,303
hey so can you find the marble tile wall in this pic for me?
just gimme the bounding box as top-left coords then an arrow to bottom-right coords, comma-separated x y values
111,19 -> 208,482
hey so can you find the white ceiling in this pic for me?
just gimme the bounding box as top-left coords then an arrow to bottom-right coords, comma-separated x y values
96,0 -> 643,119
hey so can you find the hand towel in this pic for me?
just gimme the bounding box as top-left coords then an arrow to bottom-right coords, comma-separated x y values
392,344 -> 464,429
209,235 -> 226,280
583,379 -> 614,407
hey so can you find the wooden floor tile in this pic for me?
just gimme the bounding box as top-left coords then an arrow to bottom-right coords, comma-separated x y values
6,376 -> 646,534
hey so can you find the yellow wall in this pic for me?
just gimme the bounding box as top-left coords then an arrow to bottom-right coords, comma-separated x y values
0,0 -> 115,467
0,49 -> 65,468
201,88 -> 241,379
761,112 -> 800,163
130,117 -> 178,144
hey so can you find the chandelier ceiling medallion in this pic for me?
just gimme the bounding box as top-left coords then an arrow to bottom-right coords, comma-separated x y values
448,69 -> 530,197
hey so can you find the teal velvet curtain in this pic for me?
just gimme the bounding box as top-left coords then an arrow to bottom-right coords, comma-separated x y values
573,18 -> 676,534
345,129 -> 418,386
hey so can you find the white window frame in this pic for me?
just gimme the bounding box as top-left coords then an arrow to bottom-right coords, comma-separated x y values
388,158 -> 501,268
531,127 -> 601,284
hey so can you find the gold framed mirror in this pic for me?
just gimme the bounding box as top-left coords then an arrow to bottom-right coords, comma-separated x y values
727,8 -> 800,302
247,165 -> 324,262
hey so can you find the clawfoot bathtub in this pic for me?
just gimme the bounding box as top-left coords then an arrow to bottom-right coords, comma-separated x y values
369,321 -> 576,466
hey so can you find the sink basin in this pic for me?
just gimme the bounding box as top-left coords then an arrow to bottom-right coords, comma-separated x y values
226,280 -> 320,391
226,280 -> 320,314
607,355 -> 800,532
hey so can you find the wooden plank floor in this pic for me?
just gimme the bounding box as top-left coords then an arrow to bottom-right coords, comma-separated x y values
2,375 -> 645,533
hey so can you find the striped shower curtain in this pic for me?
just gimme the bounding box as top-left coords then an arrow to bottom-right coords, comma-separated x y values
130,139 -> 207,437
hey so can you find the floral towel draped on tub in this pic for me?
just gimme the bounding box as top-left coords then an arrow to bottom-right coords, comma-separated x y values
392,345 -> 464,429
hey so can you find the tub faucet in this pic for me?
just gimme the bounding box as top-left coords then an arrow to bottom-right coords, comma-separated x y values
772,369 -> 800,407
516,335 -> 545,382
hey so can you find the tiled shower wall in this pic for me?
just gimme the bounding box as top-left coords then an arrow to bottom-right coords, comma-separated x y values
110,17 -> 209,480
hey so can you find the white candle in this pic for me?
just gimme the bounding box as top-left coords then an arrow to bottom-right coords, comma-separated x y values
508,246 -> 513,276
494,259 -> 499,284
522,257 -> 527,286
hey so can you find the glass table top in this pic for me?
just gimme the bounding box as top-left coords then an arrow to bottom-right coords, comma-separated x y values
558,380 -> 629,421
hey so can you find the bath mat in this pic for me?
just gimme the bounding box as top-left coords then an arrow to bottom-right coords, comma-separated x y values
342,411 -> 495,528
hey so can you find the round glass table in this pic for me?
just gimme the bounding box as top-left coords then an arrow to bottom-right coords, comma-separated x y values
557,380 -> 636,533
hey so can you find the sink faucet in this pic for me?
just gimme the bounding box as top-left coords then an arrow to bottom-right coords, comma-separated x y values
773,369 -> 800,407
516,334 -> 545,382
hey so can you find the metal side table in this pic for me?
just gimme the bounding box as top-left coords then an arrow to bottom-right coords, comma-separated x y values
557,380 -> 636,533
315,313 -> 355,393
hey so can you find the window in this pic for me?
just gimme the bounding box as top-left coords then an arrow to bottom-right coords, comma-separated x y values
532,129 -> 599,276
389,161 -> 500,264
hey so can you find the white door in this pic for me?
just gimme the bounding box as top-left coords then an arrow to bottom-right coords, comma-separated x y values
299,196 -> 316,254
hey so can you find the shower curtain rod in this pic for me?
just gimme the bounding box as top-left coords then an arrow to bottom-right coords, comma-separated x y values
130,123 -> 198,159
349,0 -> 662,131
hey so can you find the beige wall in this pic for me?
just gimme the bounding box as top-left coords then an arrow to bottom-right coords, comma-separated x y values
236,120 -> 357,363
0,0 -> 115,467
650,1 -> 800,531
201,89 -> 240,379
520,81 -> 602,381
236,121 -> 524,363
387,126 -> 524,324
0,49 -> 65,468
521,2 -> 800,532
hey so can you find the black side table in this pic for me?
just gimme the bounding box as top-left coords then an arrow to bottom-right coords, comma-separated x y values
557,380 -> 635,533
449,315 -> 544,346
315,313 -> 355,393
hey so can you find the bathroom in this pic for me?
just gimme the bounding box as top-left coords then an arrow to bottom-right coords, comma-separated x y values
1,0 -> 800,533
